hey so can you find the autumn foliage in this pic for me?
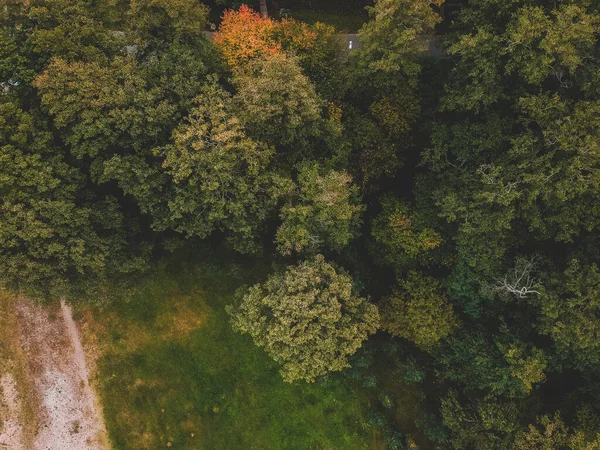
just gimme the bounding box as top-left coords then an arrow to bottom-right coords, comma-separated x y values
214,5 -> 331,72
214,5 -> 281,69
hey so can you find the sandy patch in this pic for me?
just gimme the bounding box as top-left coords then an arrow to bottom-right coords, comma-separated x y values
5,298 -> 110,450
0,374 -> 24,448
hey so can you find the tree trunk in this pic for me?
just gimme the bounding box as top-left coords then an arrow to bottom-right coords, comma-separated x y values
259,0 -> 268,17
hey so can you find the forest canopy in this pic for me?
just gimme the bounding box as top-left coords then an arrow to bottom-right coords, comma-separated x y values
2,0 -> 600,447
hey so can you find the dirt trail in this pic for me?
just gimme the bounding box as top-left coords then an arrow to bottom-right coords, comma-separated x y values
0,298 -> 109,450
0,374 -> 25,448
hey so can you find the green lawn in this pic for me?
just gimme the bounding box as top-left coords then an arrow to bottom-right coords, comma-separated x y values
83,253 -> 383,449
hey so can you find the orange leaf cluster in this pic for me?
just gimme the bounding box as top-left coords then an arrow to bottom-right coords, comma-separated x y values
214,6 -> 323,71
214,5 -> 282,69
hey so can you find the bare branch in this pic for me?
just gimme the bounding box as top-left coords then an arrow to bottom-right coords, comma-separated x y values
495,256 -> 541,299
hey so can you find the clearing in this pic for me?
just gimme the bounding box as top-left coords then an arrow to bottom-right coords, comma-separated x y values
80,253 -> 386,449
0,250 -> 431,449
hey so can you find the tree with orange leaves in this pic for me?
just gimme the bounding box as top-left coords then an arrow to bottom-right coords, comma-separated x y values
214,6 -> 344,95
213,5 -> 281,69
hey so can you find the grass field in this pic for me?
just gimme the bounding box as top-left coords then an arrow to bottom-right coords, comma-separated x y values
81,251 -> 384,449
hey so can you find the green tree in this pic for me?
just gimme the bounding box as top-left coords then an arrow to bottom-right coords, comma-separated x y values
536,260 -> 600,372
420,0 -> 600,280
127,0 -> 209,47
343,0 -> 440,189
143,38 -> 223,115
158,82 -> 292,253
515,412 -> 600,450
436,330 -> 548,399
228,255 -> 380,382
0,1 -> 36,91
371,196 -> 442,271
26,0 -> 121,64
33,57 -> 175,160
441,391 -> 521,450
514,412 -> 571,450
274,20 -> 345,97
381,271 -> 459,351
233,53 -> 327,154
0,101 -> 148,299
276,162 -> 363,256
0,0 -> 123,102
355,0 -> 440,87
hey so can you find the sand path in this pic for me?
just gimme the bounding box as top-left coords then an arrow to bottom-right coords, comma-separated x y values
0,298 -> 109,450
0,373 -> 24,449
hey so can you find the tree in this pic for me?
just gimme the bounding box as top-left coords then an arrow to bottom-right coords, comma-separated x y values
0,101 -> 149,300
381,271 -> 459,351
214,6 -> 344,95
33,57 -> 175,160
158,82 -> 292,253
276,162 -> 363,256
495,256 -> 541,299
25,0 -> 121,65
0,2 -> 36,92
535,260 -> 600,372
143,38 -> 223,115
127,0 -> 209,47
342,0 -> 440,189
214,5 -> 281,70
228,255 -> 380,382
441,391 -> 521,450
500,342 -> 548,394
371,196 -> 442,271
515,412 -> 600,450
419,0 -> 600,280
354,0 -> 441,87
233,53 -> 326,152
273,19 -> 345,96
514,412 -> 571,450
436,330 -> 548,399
